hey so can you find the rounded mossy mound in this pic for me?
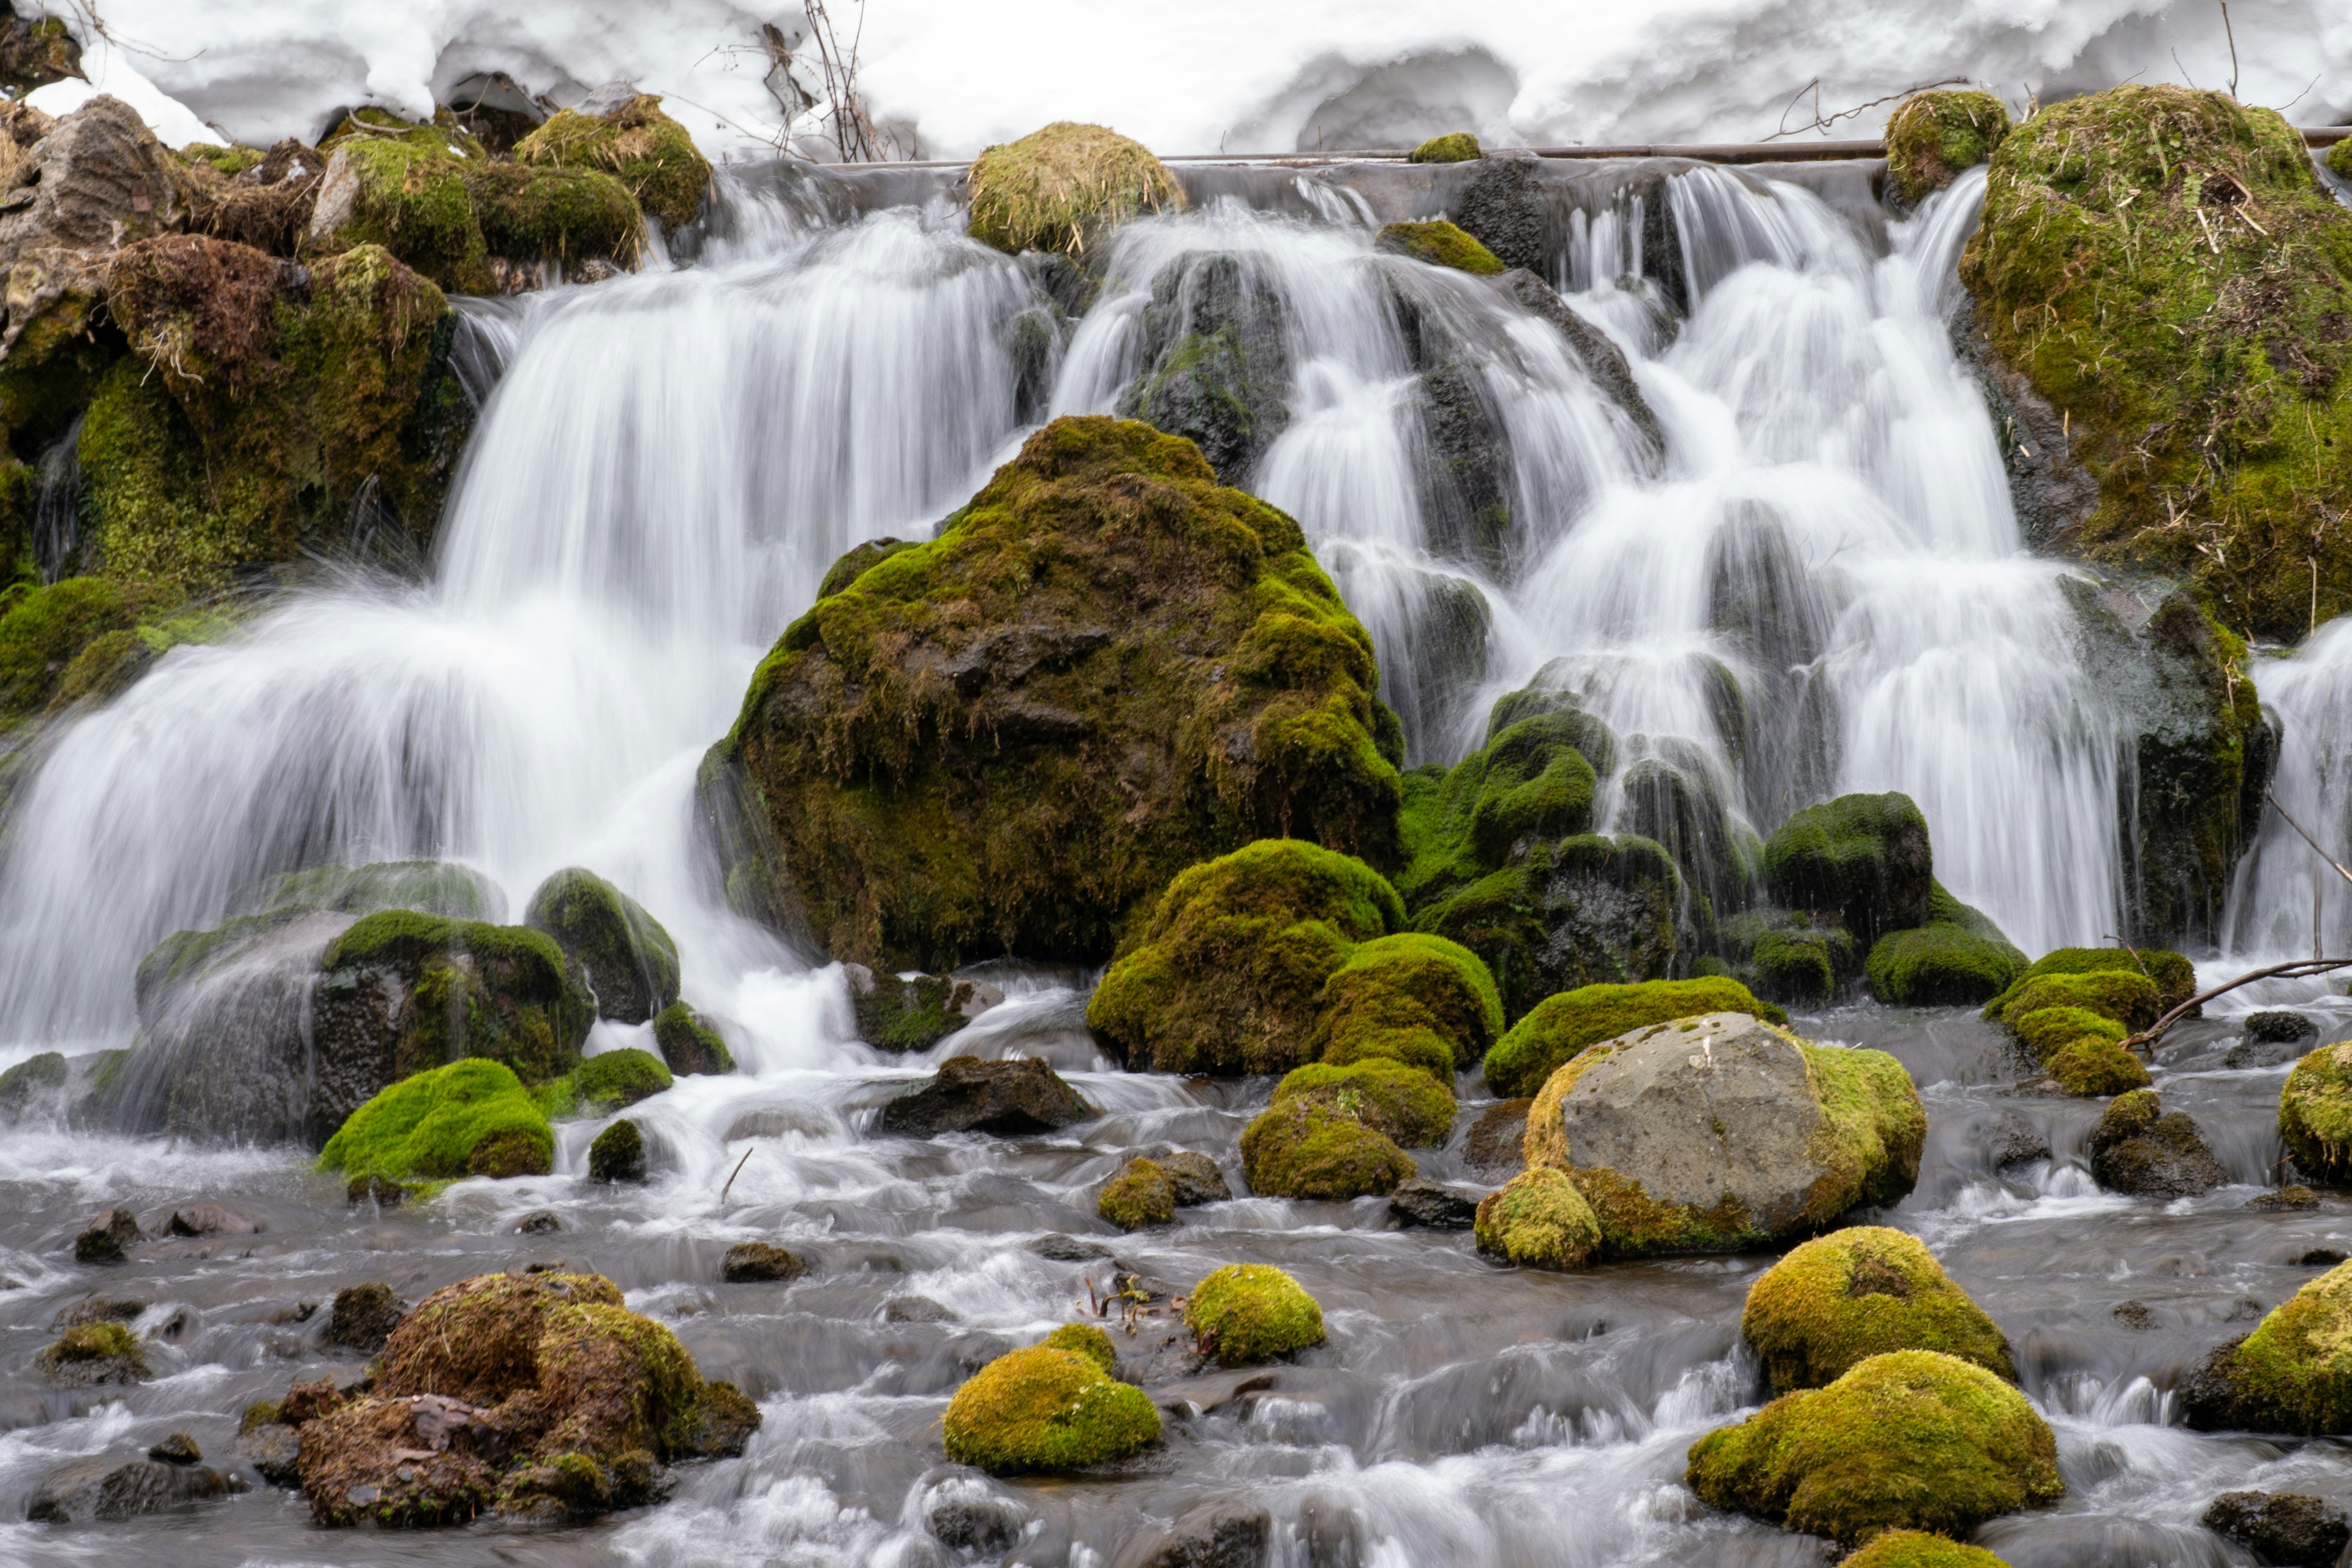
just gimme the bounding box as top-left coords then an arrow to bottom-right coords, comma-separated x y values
1099,1156 -> 1175,1229
1374,219 -> 1503,275
941,1344 -> 1161,1474
1526,1014 -> 1924,1257
2184,1257 -> 2352,1433
318,1058 -> 554,1186
2010,1005 -> 2127,1061
1041,1322 -> 1117,1373
524,867 -> 680,1025
2281,1042 -> 2352,1185
1088,839 -> 1403,1075
1409,132 -> 1482,164
587,1117 -> 647,1183
512,94 -> 712,232
1884,91 -> 2012,206
1837,1530 -> 2010,1567
1763,793 -> 1932,946
1482,978 -> 1787,1101
1185,1264 -> 1324,1364
2046,1036 -> 2151,1096
1686,1349 -> 2063,1545
1986,946 -> 2195,1017
1313,932 -> 1501,1074
1960,85 -> 2352,641
712,418 -> 1405,976
651,1002 -> 734,1076
965,122 -> 1183,257
1472,1166 -> 1600,1270
1267,1060 -> 1455,1147
1239,1096 -> 1416,1199
1865,925 -> 2023,1007
307,139 -> 489,292
1993,970 -> 2160,1032
568,1047 -> 674,1114
1741,1227 -> 2014,1394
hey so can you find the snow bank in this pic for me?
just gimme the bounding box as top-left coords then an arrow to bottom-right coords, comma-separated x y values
51,0 -> 2352,160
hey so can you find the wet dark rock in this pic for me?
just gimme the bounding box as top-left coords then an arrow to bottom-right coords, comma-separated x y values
1160,1150 -> 1232,1207
524,865 -> 680,1024
1496,269 -> 1663,461
2113,1300 -> 2155,1330
721,1242 -> 808,1283
844,963 -> 1003,1052
514,1208 -> 562,1233
165,1202 -> 258,1236
324,1283 -> 402,1352
927,1486 -> 1027,1554
73,1206 -> 141,1263
1387,1179 -> 1478,1230
2302,1248 -> 2348,1267
25,1455 -> 242,1523
2089,1090 -> 2226,1197
2245,1186 -> 2321,1212
345,1174 -> 412,1207
652,1001 -> 736,1075
37,1322 -> 149,1385
1112,1498 -> 1272,1568
1983,1110 -> 2051,1169
1115,250 -> 1292,483
876,1055 -> 1093,1138
883,1294 -> 955,1324
1462,1098 -> 1531,1181
52,1295 -> 144,1329
1027,1234 -> 1113,1262
238,1422 -> 302,1487
2201,1490 -> 2350,1567
2228,1011 -> 2315,1067
146,1433 -> 201,1465
1449,156 -> 1547,273
587,1117 -> 647,1183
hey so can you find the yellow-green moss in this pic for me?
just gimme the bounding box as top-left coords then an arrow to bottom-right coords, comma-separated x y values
35,1320 -> 148,1381
1239,1096 -> 1416,1199
1185,1264 -> 1324,1364
1763,793 -> 1932,945
1312,932 -> 1501,1073
525,866 -> 680,1025
966,122 -> 1182,257
1995,970 -> 2159,1031
1269,1059 -> 1455,1146
1483,978 -> 1787,1099
232,859 -> 502,921
1838,1531 -> 2009,1568
2047,1036 -> 2152,1096
1041,1322 -> 1117,1373
2190,1257 -> 2352,1432
1885,91 -> 2012,206
1742,1227 -> 2014,1393
651,1002 -> 734,1075
2282,1041 -> 2352,1184
0,577 -> 145,726
319,1058 -> 555,1185
940,1344 -> 1160,1473
1686,1349 -> 2063,1545
1409,133 -> 1481,164
313,139 -> 492,293
2010,1005 -> 2128,1061
1376,219 -> 1503,275
1864,924 -> 2024,1007
514,95 -> 711,232
1098,1157 -> 1175,1229
1985,946 -> 2195,1017
567,1048 -> 673,1113
1472,1166 -> 1599,1269
467,162 -> 642,267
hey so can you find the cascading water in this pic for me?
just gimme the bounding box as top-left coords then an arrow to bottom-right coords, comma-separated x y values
0,157 -> 2341,1567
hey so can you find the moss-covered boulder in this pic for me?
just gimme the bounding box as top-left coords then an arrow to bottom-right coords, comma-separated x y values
229,859 -> 506,922
1268,1059 -> 1454,1145
1240,1095 -> 1417,1199
1722,910 -> 1858,1007
1994,969 -> 2160,1032
1185,1264 -> 1324,1364
966,122 -> 1183,258
2010,1003 -> 2127,1060
513,94 -> 711,233
1885,91 -> 2012,206
1986,944 -> 2196,1017
1482,978 -> 1787,1101
1472,1166 -> 1600,1270
466,160 -> 643,270
1741,1227 -> 2013,1394
587,1117 -> 647,1183
1864,892 -> 2025,1006
845,965 -> 999,1053
652,1002 -> 734,1076
1763,793 -> 1931,947
1375,219 -> 1503,275
1686,1349 -> 2063,1544
2046,1036 -> 2152,1096
941,1343 -> 1160,1474
1409,132 -> 1482,164
306,138 -> 491,293
1099,1156 -> 1175,1229
524,867 -> 680,1025
318,1058 -> 554,1188
567,1047 -> 674,1114
1961,86 -> 2352,642
1312,932 -> 1501,1074
1836,1530 -> 2010,1567
2089,1087 -> 2225,1196
290,1270 -> 756,1525
1525,1013 -> 1924,1256
0,1049 -> 66,1118
709,418 -> 1404,974
2184,1257 -> 2352,1434
1400,706 -> 1611,907
36,1320 -> 149,1385
2280,1041 -> 2352,1185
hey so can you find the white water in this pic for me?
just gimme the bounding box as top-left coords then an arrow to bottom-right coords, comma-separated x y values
2228,619 -> 2352,965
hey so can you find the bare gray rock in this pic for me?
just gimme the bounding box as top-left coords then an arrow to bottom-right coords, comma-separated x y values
26,1455 -> 243,1522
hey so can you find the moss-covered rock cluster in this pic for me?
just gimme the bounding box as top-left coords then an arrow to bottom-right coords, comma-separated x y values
2184,1255 -> 2352,1434
1741,1227 -> 2014,1393
941,1338 -> 1159,1474
1959,85 -> 2352,643
2282,1041 -> 2352,1185
965,122 -> 1183,258
1884,90 -> 2011,207
1240,1057 -> 1453,1199
1472,1165 -> 1600,1268
1981,946 -> 2185,1095
1185,1263 -> 1324,1364
524,866 -> 679,1025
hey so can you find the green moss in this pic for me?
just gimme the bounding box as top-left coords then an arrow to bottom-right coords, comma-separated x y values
940,1344 -> 1160,1473
651,1002 -> 734,1076
35,1321 -> 148,1380
1089,839 -> 1403,1075
1742,1227 -> 2013,1394
525,867 -> 680,1025
1763,793 -> 1932,944
231,859 -> 503,921
1751,929 -> 1836,1006
1885,91 -> 2012,206
2010,1005 -> 2128,1061
720,417 -> 1404,978
320,107 -> 484,160
1472,1166 -> 1599,1268
318,1058 -> 554,1184
2331,138 -> 2352,183
1375,219 -> 1504,275
467,162 -> 641,267
1238,1096 -> 1416,1199
1985,946 -> 2195,1017
2281,1041 -> 2352,1183
965,121 -> 1183,257
0,287 -> 119,466
1311,931 -> 1499,1072
1098,1156 -> 1175,1229
1320,1020 -> 1457,1079
0,577 -> 140,726
1399,710 -> 1607,908
1686,1349 -> 2063,1545
1961,85 -> 2352,641
1409,132 -> 1482,164
1185,1263 -> 1324,1363
1270,1060 -> 1455,1146
1482,978 -> 1787,1099
2197,1256 -> 2352,1432
514,95 -> 712,233
569,1048 -> 673,1112
0,1050 -> 66,1114
1041,1322 -> 1117,1373
314,139 -> 491,293
1864,924 -> 2024,1007
1995,970 -> 2160,1030
587,1117 -> 646,1183
320,910 -> 594,1087
1803,1042 -> 1933,1215
2046,1036 -> 2152,1095
1837,1531 -> 2010,1568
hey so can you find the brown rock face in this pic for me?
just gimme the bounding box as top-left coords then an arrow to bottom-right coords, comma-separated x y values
0,96 -> 184,355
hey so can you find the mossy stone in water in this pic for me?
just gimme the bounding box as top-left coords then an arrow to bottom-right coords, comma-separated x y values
230,859 -> 505,922
1374,219 -> 1503,276
1865,925 -> 2024,1007
1741,1227 -> 2015,1393
1098,1157 -> 1175,1229
1472,1167 -> 1599,1270
1408,132 -> 1482,164
1090,839 -> 1402,1076
1041,1322 -> 1117,1373
2280,1042 -> 2352,1185
1884,91 -> 2012,206
587,1117 -> 647,1184
0,1049 -> 66,1116
1398,709 -> 1608,910
1482,977 -> 1786,1101
513,94 -> 710,232
525,867 -> 680,1025
2184,1257 -> 2352,1433
2010,1005 -> 2127,1061
1239,1096 -> 1415,1199
1985,946 -> 2195,1017
1269,1058 -> 1455,1145
1312,932 -> 1501,1074
1763,793 -> 1932,946
965,122 -> 1183,257
567,1048 -> 673,1114
1837,1530 -> 2010,1567
466,162 -> 642,268
2045,1036 -> 2151,1096
1686,1349 -> 2063,1544
36,1320 -> 149,1385
940,1344 -> 1160,1473
1995,970 -> 2160,1031
1185,1264 -> 1324,1364
651,1002 -> 734,1075
318,1058 -> 554,1185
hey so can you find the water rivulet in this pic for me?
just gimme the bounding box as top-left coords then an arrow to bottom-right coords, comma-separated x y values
0,159 -> 2344,1565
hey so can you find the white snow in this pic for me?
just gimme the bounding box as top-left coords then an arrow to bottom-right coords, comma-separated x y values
24,31 -> 223,145
39,0 -> 2352,160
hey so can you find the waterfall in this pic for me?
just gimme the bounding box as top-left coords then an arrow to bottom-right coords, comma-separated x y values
2227,617 -> 2352,960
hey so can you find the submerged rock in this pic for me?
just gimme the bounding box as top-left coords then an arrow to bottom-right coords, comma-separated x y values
2201,1490 -> 2350,1568
26,1453 -> 242,1522
1740,1227 -> 2013,1393
72,1206 -> 141,1263
876,1055 -> 1093,1138
2089,1089 -> 2225,1197
587,1118 -> 647,1183
720,1241 -> 808,1283
525,867 -> 679,1025
165,1203 -> 258,1237
845,965 -> 1001,1054
1389,1178 -> 1478,1230
2230,1008 -> 2317,1068
1112,1499 -> 1273,1568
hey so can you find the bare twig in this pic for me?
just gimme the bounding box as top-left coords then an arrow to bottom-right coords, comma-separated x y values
803,0 -> 894,162
2219,0 -> 2241,100
718,1146 -> 755,1202
2266,790 -> 2352,889
1765,75 -> 1969,141
2123,957 -> 2352,1055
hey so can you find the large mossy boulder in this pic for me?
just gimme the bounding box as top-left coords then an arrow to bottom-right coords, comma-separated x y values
2184,1257 -> 2352,1434
1686,1349 -> 2063,1545
941,1341 -> 1159,1474
318,1058 -> 555,1188
965,122 -> 1183,258
1962,86 -> 2352,643
1312,931 -> 1502,1075
1375,219 -> 1503,276
1483,977 -> 1787,1101
1884,91 -> 2012,207
1985,943 -> 2195,1017
524,867 -> 680,1025
1741,1227 -> 2014,1394
1184,1264 -> 1324,1364
708,418 -> 1404,973
1087,840 -> 1401,1075
1525,1012 -> 1924,1257
513,94 -> 712,233
1763,793 -> 1931,947
1863,884 -> 2026,1006
2282,1041 -> 2352,1185
288,1270 -> 757,1525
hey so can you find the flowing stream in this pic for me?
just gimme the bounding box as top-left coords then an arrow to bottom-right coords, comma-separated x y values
0,157 -> 2346,1566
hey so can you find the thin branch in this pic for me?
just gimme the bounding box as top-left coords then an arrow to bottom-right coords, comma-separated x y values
1764,75 -> 1968,141
2266,790 -> 2352,889
2123,957 -> 2352,1055
2219,0 -> 2241,101
718,1146 -> 755,1202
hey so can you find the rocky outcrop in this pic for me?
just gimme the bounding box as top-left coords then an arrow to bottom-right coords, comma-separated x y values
524,867 -> 679,1025
1115,249 -> 1290,483
875,1055 -> 1093,1137
0,97 -> 183,355
26,1453 -> 243,1522
845,964 -> 1000,1052
2088,1089 -> 2225,1197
